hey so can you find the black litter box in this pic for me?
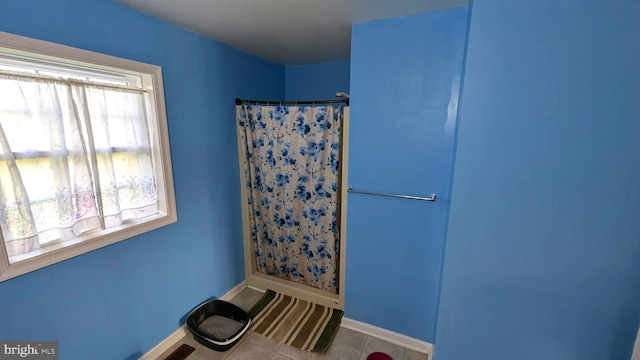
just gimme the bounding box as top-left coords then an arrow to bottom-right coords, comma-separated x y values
186,299 -> 251,351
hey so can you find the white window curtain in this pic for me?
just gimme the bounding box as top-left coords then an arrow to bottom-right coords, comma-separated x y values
0,71 -> 158,259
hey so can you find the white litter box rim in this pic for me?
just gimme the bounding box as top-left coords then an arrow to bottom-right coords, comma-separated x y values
199,318 -> 251,346
186,301 -> 252,346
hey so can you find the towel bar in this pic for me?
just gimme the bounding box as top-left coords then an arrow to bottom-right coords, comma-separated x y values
347,186 -> 436,202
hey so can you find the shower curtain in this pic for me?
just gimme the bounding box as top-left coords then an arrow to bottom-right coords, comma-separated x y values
236,104 -> 343,293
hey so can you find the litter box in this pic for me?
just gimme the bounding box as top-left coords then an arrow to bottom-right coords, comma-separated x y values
186,299 -> 251,351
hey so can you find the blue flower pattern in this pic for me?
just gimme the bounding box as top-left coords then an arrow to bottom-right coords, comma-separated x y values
237,104 -> 343,293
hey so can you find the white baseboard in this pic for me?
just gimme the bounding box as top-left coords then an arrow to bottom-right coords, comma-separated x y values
138,281 -> 247,360
139,282 -> 434,359
246,284 -> 266,293
139,325 -> 188,360
220,280 -> 248,301
341,317 -> 433,356
246,273 -> 342,309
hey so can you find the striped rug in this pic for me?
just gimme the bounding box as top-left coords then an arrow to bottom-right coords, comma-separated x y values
247,290 -> 343,353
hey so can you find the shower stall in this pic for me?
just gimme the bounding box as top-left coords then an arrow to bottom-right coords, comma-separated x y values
235,96 -> 350,309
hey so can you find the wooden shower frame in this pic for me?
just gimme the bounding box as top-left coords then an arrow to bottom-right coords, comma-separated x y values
236,107 -> 349,310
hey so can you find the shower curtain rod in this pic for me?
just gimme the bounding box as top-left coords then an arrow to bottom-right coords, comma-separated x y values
235,97 -> 349,106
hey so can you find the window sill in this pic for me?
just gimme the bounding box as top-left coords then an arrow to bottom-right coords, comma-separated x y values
0,211 -> 177,282
0,30 -> 177,283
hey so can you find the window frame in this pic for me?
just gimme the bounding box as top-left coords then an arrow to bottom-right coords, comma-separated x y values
0,31 -> 177,282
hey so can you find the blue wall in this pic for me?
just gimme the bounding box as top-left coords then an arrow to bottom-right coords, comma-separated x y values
346,8 -> 468,343
436,1 -> 640,359
285,61 -> 350,101
0,1 -> 283,359
3,0 -> 637,358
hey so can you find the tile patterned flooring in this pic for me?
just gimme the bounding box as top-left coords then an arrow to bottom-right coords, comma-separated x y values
157,288 -> 428,360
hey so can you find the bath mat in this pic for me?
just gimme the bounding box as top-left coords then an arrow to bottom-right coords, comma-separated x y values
248,289 -> 343,353
163,344 -> 195,360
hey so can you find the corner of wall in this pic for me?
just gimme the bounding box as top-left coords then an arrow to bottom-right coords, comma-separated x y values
632,326 -> 640,360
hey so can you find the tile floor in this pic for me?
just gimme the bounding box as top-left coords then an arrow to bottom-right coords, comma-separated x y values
156,288 -> 428,360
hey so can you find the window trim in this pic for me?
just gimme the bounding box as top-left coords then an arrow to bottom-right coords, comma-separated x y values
0,31 -> 177,282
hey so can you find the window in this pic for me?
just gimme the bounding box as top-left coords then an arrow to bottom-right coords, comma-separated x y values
0,32 -> 176,281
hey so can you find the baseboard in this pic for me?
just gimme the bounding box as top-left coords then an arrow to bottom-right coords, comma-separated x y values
220,280 -> 248,301
341,317 -> 433,356
246,272 -> 342,309
138,281 -> 247,360
139,282 -> 434,359
138,325 -> 188,360
246,284 -> 266,293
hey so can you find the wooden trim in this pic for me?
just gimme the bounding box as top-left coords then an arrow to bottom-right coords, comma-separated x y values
632,326 -> 640,360
341,317 -> 433,356
246,272 -> 341,309
0,31 -> 177,282
237,106 -> 349,310
0,31 -> 161,75
149,66 -> 177,227
220,280 -> 248,302
236,107 -> 255,281
338,106 -> 349,308
139,325 -> 188,360
0,214 -> 175,282
138,281 -> 247,360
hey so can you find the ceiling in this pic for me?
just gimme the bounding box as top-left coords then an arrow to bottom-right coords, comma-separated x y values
115,0 -> 468,66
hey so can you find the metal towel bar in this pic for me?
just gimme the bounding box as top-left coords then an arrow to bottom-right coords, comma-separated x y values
347,186 -> 436,202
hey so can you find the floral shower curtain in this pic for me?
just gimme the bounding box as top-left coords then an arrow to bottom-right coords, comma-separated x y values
236,104 -> 343,293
